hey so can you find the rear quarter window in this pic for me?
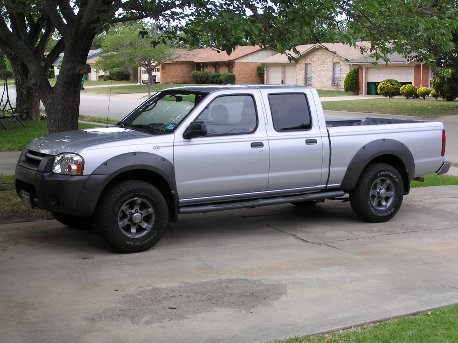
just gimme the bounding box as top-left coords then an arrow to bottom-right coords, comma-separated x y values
268,93 -> 312,132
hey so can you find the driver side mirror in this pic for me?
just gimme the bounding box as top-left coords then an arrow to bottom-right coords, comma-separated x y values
183,121 -> 207,139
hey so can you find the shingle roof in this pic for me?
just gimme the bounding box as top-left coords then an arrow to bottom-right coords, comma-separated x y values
349,52 -> 411,64
260,42 -> 370,64
168,46 -> 272,63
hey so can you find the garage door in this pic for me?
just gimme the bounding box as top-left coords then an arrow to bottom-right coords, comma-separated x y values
267,66 -> 282,84
366,66 -> 413,83
284,65 -> 297,85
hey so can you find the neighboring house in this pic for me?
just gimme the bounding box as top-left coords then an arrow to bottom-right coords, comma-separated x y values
160,46 -> 277,84
261,42 -> 433,95
261,42 -> 370,90
138,66 -> 161,84
54,49 -> 107,81
350,53 -> 432,95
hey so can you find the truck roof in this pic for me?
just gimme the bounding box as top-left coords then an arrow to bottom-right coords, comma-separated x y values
162,85 -> 310,93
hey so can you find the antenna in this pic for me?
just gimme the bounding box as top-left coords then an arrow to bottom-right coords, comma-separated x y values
107,79 -> 112,126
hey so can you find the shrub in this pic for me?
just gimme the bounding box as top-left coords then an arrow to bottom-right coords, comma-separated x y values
108,69 -> 129,81
257,65 -> 265,82
399,84 -> 417,99
344,67 -> 359,94
377,79 -> 401,98
98,75 -> 110,81
417,87 -> 431,100
432,75 -> 457,101
220,73 -> 236,84
192,71 -> 224,84
430,89 -> 439,100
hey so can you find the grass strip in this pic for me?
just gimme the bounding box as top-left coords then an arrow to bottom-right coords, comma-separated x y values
322,98 -> 458,117
0,175 -> 50,223
79,115 -> 118,125
410,174 -> 458,188
82,83 -> 190,94
316,90 -> 356,97
276,304 -> 458,343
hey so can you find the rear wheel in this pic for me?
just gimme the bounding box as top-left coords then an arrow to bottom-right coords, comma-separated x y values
52,212 -> 93,230
350,163 -> 404,222
96,180 -> 168,253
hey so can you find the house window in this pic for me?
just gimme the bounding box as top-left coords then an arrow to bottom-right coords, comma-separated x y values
332,63 -> 341,86
227,63 -> 234,73
214,63 -> 220,74
305,63 -> 312,85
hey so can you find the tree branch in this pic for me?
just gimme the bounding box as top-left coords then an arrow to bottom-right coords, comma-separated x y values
43,38 -> 65,69
43,0 -> 67,34
36,17 -> 55,57
57,0 -> 76,24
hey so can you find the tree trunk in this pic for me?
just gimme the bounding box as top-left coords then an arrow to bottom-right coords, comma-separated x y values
41,66 -> 82,134
11,59 -> 40,120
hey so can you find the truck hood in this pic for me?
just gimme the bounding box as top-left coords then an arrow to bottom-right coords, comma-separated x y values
27,127 -> 156,155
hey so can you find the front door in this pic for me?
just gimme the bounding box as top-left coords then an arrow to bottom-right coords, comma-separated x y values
174,92 -> 269,203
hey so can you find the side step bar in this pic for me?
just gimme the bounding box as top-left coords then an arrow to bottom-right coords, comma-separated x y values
179,190 -> 345,214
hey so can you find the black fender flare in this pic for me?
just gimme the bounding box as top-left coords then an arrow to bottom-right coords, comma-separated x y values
340,139 -> 415,192
92,152 -> 176,191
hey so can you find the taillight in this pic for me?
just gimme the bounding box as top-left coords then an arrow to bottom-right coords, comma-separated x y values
441,129 -> 446,156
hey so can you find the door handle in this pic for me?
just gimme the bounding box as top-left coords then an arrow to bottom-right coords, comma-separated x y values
306,139 -> 317,145
251,142 -> 264,148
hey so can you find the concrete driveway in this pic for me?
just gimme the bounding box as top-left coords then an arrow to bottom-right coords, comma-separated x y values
1,186 -> 457,343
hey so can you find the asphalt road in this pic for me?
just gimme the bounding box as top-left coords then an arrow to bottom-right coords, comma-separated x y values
1,186 -> 457,343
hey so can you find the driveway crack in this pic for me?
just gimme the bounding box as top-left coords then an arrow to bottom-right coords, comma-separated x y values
265,223 -> 349,253
327,226 -> 457,244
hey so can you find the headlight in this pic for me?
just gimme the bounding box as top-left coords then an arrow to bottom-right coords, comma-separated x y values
52,153 -> 84,175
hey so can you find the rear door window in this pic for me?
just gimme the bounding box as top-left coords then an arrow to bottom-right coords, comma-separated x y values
268,93 -> 311,132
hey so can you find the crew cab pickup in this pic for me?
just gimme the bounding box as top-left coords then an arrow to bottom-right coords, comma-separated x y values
15,86 -> 451,253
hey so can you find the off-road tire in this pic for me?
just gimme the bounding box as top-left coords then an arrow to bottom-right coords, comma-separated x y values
53,212 -> 94,230
96,180 -> 168,253
350,163 -> 404,222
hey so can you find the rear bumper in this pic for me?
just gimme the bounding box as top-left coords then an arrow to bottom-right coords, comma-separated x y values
436,161 -> 451,175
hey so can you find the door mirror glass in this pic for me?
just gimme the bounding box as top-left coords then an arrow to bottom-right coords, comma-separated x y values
183,121 -> 207,139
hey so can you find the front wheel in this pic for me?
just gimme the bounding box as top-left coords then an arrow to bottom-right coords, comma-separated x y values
350,163 -> 404,222
96,180 -> 168,253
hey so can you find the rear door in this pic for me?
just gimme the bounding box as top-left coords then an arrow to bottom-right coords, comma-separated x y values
174,90 -> 269,203
262,90 -> 326,191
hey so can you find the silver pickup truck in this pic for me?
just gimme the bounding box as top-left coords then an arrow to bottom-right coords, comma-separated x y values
15,85 -> 450,252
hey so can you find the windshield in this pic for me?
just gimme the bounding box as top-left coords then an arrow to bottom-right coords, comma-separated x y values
120,90 -> 208,134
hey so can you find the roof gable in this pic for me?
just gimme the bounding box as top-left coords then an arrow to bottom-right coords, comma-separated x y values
261,42 -> 370,64
169,46 -> 274,63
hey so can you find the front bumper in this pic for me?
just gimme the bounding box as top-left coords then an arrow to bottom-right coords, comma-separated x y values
436,161 -> 451,175
15,151 -> 107,217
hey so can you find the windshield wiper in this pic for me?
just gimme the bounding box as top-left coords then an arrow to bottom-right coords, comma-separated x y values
130,124 -> 166,134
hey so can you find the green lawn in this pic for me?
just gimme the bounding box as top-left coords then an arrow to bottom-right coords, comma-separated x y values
82,83 -> 190,94
317,90 -> 356,97
277,305 -> 458,343
322,98 -> 458,117
0,120 -> 97,151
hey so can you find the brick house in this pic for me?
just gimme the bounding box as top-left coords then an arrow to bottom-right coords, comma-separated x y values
261,43 -> 433,94
261,43 -> 369,90
160,46 -> 277,84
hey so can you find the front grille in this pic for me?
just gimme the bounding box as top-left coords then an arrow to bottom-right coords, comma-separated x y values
23,150 -> 51,170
